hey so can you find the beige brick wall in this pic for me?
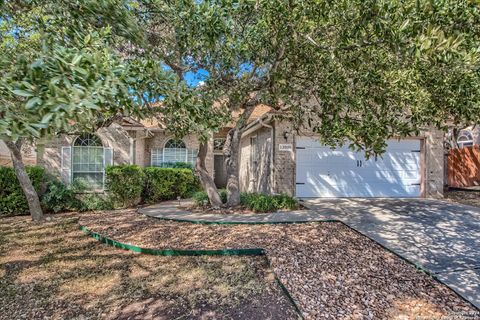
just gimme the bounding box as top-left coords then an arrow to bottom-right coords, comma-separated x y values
144,132 -> 213,175
272,120 -> 296,196
38,126 -> 214,181
37,124 -> 132,179
423,127 -> 445,198
270,122 -> 445,199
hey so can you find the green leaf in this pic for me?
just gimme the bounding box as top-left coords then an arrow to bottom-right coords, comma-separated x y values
12,90 -> 34,97
26,97 -> 42,109
40,113 -> 54,124
72,54 -> 83,65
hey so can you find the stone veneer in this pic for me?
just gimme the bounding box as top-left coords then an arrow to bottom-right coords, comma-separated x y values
37,125 -> 214,186
254,120 -> 445,198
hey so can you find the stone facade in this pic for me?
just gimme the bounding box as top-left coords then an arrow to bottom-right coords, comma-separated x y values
37,124 -> 214,186
37,124 -> 132,182
423,127 -> 445,198
237,119 -> 445,198
36,118 -> 444,199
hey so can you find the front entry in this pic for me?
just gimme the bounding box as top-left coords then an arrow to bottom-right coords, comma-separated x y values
295,137 -> 422,198
214,154 -> 227,188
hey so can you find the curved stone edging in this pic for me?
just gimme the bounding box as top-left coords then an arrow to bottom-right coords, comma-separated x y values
79,225 -> 305,318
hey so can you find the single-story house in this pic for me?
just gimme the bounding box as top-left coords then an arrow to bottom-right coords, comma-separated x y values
34,105 -> 445,198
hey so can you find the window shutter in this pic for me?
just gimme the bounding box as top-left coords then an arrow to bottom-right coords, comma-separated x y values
61,146 -> 72,184
104,148 -> 113,167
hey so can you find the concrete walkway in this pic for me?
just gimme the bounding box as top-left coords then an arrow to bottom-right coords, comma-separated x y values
139,200 -> 335,224
139,198 -> 480,309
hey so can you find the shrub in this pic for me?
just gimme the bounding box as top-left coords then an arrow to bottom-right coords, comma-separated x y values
192,191 -> 209,206
41,180 -> 78,213
240,193 -> 299,213
76,193 -> 114,211
143,167 -> 200,203
0,166 -> 45,215
159,162 -> 194,169
192,189 -> 227,206
105,165 -> 145,208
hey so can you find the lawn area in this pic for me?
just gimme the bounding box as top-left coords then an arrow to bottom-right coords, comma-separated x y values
0,214 -> 298,320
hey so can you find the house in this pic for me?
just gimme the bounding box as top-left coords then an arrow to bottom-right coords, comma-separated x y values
0,140 -> 37,167
34,105 -> 445,198
446,126 -> 480,188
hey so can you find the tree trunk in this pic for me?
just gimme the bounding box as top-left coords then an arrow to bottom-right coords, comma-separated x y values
225,128 -> 242,206
5,139 -> 44,221
196,141 -> 223,207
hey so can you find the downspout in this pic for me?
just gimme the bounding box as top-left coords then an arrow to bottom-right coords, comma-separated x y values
259,115 -> 274,194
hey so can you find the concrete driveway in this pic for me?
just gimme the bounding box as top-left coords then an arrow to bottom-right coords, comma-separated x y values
303,198 -> 480,309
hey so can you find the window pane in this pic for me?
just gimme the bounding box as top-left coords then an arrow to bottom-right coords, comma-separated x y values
72,139 -> 105,189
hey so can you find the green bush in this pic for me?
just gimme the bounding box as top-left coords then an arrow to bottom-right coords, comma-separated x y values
240,193 -> 299,213
192,189 -> 227,206
159,162 -> 194,169
143,167 -> 200,203
0,166 -> 45,215
192,191 -> 298,212
41,180 -> 78,213
76,193 -> 114,211
105,165 -> 145,208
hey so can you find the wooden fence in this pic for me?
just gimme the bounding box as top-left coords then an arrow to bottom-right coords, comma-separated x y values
448,146 -> 480,188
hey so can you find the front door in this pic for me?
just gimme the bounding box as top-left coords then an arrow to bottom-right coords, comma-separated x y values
214,154 -> 227,188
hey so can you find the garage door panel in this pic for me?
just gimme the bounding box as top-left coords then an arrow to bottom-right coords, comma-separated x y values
296,138 -> 421,198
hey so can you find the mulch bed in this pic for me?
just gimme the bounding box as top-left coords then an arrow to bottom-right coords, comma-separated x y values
79,210 -> 477,320
0,214 -> 298,320
445,188 -> 480,208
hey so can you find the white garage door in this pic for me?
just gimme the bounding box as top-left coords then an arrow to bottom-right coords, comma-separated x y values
295,137 -> 422,198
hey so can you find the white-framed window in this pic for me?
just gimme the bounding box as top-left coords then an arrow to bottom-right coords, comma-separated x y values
151,139 -> 197,167
457,131 -> 474,148
71,133 -> 108,189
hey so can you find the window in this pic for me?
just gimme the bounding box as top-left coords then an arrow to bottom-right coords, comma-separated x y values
457,131 -> 474,148
213,138 -> 226,152
72,134 -> 105,189
151,139 -> 197,167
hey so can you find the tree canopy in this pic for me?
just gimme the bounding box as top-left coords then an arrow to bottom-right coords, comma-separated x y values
137,0 -> 480,154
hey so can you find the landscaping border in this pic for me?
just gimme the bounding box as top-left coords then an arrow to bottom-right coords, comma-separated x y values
145,214 -> 340,225
80,214 -> 480,313
79,225 -> 305,318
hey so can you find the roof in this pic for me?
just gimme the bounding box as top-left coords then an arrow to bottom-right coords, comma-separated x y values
121,104 -> 274,131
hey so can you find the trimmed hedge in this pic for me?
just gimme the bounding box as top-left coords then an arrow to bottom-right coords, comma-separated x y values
2,164 -> 200,214
143,167 -> 200,203
105,165 -> 145,208
192,190 -> 299,213
240,193 -> 298,212
0,166 -> 45,215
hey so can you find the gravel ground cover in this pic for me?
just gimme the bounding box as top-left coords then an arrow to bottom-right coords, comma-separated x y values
79,210 -> 477,320
0,214 -> 298,320
445,188 -> 480,208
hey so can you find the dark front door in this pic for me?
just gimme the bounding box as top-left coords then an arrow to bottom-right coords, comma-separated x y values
214,154 -> 227,188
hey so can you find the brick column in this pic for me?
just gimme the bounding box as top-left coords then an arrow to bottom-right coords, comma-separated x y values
424,127 -> 445,198
272,120 -> 296,196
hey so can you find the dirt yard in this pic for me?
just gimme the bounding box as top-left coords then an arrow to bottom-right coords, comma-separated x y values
79,210 -> 477,320
0,214 -> 298,320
